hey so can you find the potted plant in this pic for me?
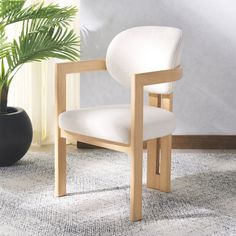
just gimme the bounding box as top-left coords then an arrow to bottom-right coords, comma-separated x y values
0,0 -> 80,166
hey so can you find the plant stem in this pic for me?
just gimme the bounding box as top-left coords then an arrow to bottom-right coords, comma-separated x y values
0,84 -> 8,115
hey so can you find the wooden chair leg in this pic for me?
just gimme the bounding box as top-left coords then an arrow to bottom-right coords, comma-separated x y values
147,138 -> 161,189
147,135 -> 172,192
130,148 -> 143,222
55,135 -> 67,197
159,135 -> 172,192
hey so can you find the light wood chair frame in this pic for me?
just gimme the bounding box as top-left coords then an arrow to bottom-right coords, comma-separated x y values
55,59 -> 183,221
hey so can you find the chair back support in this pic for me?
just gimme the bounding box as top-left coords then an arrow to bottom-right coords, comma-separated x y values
106,26 -> 182,94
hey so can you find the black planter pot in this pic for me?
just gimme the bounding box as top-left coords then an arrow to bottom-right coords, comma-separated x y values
0,107 -> 33,166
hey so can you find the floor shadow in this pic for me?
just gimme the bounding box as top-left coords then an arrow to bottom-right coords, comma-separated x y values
67,185 -> 130,196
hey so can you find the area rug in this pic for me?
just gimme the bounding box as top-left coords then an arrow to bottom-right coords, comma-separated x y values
0,147 -> 236,236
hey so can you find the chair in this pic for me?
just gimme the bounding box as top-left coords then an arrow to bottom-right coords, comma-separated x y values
55,26 -> 183,221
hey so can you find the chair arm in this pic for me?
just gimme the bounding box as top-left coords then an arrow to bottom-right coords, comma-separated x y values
55,59 -> 107,123
56,59 -> 106,75
130,66 -> 182,152
134,66 -> 183,87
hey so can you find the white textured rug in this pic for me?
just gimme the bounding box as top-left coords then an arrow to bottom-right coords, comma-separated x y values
0,147 -> 236,236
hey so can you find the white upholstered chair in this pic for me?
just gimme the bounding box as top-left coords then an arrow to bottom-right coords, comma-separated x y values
55,26 -> 183,221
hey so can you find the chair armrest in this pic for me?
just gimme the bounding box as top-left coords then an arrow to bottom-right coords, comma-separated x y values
135,66 -> 183,87
55,59 -> 107,120
130,66 -> 183,151
56,59 -> 106,75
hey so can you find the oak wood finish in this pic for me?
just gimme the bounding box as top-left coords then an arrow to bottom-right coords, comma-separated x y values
147,138 -> 161,188
55,60 -> 107,198
159,94 -> 173,192
147,94 -> 160,189
55,65 -> 67,197
57,59 -> 106,74
129,76 -> 143,221
146,93 -> 173,192
159,135 -> 172,192
55,59 -> 182,221
135,66 -> 182,86
61,130 -> 130,154
161,94 -> 173,112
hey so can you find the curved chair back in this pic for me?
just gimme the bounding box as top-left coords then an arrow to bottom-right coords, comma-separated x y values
106,26 -> 182,94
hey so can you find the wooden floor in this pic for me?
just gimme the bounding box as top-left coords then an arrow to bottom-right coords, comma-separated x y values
77,135 -> 236,150
172,135 -> 236,149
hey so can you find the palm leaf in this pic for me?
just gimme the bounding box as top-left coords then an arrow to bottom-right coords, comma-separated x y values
0,0 -> 25,20
0,29 -> 12,59
0,0 -> 80,113
2,1 -> 77,28
7,23 -> 79,74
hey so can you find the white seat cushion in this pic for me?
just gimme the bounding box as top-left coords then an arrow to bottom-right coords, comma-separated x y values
59,105 -> 175,144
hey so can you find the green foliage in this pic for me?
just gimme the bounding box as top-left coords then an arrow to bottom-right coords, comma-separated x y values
0,0 -> 80,114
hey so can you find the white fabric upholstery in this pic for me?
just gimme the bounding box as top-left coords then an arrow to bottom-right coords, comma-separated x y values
59,105 -> 175,144
106,26 -> 183,94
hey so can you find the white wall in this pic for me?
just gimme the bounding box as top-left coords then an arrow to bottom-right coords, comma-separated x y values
80,0 -> 236,135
